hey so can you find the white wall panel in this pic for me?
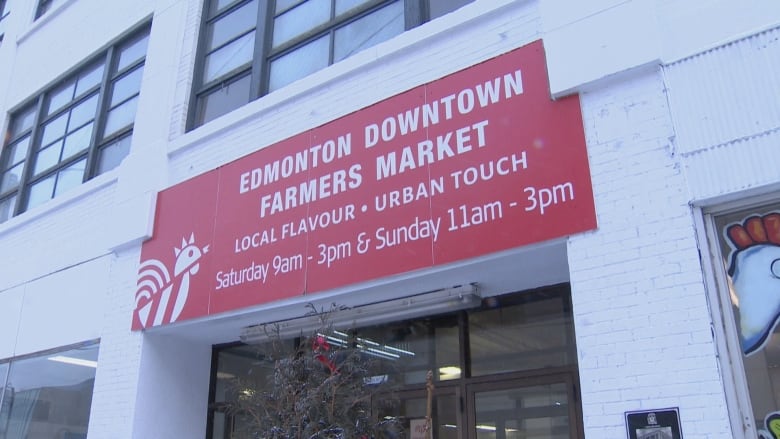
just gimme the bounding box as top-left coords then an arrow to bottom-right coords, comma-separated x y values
664,25 -> 780,201
14,255 -> 111,356
665,26 -> 780,154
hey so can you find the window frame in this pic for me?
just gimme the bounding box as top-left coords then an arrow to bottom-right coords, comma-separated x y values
187,0 -> 475,130
0,22 -> 150,222
698,195 -> 780,439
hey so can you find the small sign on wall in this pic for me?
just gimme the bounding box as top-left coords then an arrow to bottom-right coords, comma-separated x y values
625,408 -> 682,439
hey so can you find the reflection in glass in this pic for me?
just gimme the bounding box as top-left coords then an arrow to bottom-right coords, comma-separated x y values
204,31 -> 255,83
198,74 -> 251,125
335,0 -> 371,15
110,66 -> 144,106
117,33 -> 150,71
25,174 -> 55,210
272,0 -> 330,48
207,0 -> 257,51
0,196 -> 15,222
474,384 -> 569,439
0,343 -> 98,439
97,135 -> 132,174
378,395 -> 458,439
53,160 -> 86,197
275,0 -> 303,13
47,80 -> 76,116
268,35 -> 328,92
0,163 -> 23,192
69,94 -> 99,130
7,137 -> 31,166
11,107 -> 36,137
75,63 -> 105,96
334,1 -> 403,62
34,142 -> 63,175
352,316 -> 460,385
103,96 -> 138,138
469,296 -> 576,376
62,123 -> 93,159
40,114 -> 68,147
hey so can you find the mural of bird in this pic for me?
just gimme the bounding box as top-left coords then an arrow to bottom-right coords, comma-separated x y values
725,213 -> 780,356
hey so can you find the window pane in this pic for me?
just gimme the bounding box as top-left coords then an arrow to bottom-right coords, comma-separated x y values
55,159 -> 86,196
352,316 -> 460,385
40,113 -> 68,146
117,32 -> 150,71
62,122 -> 93,159
210,0 -> 241,16
75,62 -> 105,96
34,141 -> 62,175
335,0 -> 371,15
0,195 -> 15,222
474,384 -> 569,439
429,0 -> 474,19
268,35 -> 328,91
10,106 -> 36,137
97,135 -> 132,174
469,296 -> 576,376
47,80 -> 76,116
110,66 -> 144,106
334,0 -> 403,62
0,343 -> 98,438
203,31 -> 255,83
1,162 -> 23,192
6,136 -> 31,167
207,0 -> 257,51
197,74 -> 251,125
25,174 -> 56,210
275,0 -> 304,13
271,0 -> 330,48
103,96 -> 138,138
68,94 -> 99,130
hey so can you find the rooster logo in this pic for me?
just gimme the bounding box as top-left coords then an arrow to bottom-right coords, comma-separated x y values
135,233 -> 210,328
724,212 -> 780,356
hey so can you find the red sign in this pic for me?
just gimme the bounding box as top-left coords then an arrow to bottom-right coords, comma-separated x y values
132,40 -> 596,330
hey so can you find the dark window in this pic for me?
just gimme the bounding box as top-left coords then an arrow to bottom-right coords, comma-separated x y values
34,0 -> 65,20
0,0 -> 9,42
190,0 -> 475,128
0,24 -> 150,223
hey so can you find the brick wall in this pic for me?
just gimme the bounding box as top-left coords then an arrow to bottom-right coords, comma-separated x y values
568,67 -> 733,437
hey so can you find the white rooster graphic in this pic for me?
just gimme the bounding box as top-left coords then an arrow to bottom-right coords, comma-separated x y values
724,213 -> 780,356
135,233 -> 209,328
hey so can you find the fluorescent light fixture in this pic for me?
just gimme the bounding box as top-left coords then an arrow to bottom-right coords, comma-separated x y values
438,366 -> 461,379
47,356 -> 98,368
240,284 -> 479,344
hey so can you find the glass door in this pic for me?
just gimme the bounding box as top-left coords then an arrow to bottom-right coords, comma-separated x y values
467,374 -> 580,439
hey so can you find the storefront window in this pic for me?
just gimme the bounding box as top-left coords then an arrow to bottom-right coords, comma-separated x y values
209,285 -> 582,438
0,342 -> 99,439
713,203 -> 780,436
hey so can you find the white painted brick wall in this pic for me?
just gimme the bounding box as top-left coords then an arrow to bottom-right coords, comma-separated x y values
568,67 -> 733,438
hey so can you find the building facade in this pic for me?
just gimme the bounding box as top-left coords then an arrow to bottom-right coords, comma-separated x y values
0,0 -> 779,438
